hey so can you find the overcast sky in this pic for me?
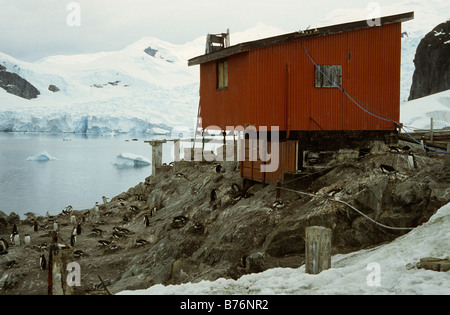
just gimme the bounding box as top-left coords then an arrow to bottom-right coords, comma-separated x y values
0,0 -> 401,61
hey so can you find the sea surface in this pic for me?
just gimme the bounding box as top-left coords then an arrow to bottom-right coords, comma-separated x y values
0,132 -> 176,217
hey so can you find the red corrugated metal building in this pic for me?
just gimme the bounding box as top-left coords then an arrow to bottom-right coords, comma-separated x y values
188,12 -> 414,184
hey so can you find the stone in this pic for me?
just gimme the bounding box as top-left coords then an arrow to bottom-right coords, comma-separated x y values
418,257 -> 450,272
48,85 -> 60,92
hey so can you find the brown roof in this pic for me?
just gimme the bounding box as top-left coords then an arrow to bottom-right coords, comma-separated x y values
188,11 -> 414,66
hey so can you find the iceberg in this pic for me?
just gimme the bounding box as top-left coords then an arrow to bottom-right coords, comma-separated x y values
26,151 -> 57,161
114,153 -> 151,168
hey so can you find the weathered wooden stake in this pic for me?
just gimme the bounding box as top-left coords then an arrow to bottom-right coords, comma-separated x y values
276,181 -> 281,201
445,144 -> 450,169
305,226 -> 332,275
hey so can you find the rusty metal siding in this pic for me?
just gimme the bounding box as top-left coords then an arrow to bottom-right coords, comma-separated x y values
200,22 -> 402,133
200,52 -> 250,129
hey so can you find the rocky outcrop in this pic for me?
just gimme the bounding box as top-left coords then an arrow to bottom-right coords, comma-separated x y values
0,142 -> 449,294
0,66 -> 40,99
409,21 -> 450,101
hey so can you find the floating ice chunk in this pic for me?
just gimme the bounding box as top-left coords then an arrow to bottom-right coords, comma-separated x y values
26,151 -> 57,161
114,153 -> 151,167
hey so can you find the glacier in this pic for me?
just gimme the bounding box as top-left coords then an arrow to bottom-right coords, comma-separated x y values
0,0 -> 449,134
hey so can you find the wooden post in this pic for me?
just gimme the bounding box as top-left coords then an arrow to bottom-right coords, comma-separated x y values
48,232 -> 75,295
305,226 -> 332,275
430,118 -> 434,143
145,140 -> 167,177
445,144 -> 450,169
276,181 -> 281,201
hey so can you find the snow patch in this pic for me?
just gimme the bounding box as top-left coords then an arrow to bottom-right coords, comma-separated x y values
118,202 -> 450,295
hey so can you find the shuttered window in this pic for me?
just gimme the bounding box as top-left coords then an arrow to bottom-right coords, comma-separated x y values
217,59 -> 228,89
315,65 -> 342,88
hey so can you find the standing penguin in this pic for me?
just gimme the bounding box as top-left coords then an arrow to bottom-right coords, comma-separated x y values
24,234 -> 31,246
53,221 -> 59,232
76,223 -> 82,235
210,188 -> 217,202
70,234 -> 76,247
12,224 -> 18,236
33,219 -> 39,232
102,196 -> 109,205
40,254 -> 47,270
70,215 -> 77,226
94,202 -> 100,213
144,214 -> 150,227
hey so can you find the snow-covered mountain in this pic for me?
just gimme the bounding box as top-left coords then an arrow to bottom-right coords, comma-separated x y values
0,36 -> 205,135
0,0 -> 449,134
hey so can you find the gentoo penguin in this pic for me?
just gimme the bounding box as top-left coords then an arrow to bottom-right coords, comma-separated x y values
12,224 -> 18,236
24,234 -> 31,246
6,260 -> 16,269
0,238 -> 8,252
150,206 -> 157,217
102,196 -> 109,205
70,234 -> 76,247
389,145 -> 402,153
144,214 -> 150,227
74,250 -> 84,258
76,223 -> 82,235
380,164 -> 397,174
135,239 -> 148,247
70,215 -> 77,225
407,152 -> 418,170
210,189 -> 217,202
13,234 -> 20,246
40,254 -> 47,270
272,200 -> 284,209
53,222 -> 59,231
93,202 -> 99,213
98,240 -> 111,246
33,219 -> 39,232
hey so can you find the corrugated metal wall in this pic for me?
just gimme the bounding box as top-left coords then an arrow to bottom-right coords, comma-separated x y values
200,22 -> 401,132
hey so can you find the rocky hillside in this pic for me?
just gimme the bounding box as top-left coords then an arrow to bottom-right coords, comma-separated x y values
0,64 -> 40,99
409,21 -> 450,101
0,141 -> 449,295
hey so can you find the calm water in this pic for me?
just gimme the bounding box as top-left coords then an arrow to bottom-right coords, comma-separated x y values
0,133 -> 175,217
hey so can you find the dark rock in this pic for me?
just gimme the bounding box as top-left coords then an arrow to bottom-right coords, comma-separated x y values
48,85 -> 60,92
0,70 -> 40,99
7,212 -> 20,226
418,257 -> 450,272
144,47 -> 158,57
409,21 -> 450,100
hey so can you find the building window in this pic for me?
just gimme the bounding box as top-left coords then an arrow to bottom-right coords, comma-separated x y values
217,59 -> 228,89
315,65 -> 342,88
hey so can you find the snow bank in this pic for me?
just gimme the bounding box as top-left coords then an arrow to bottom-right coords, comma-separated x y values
114,153 -> 151,167
400,89 -> 450,129
26,151 -> 57,161
118,202 -> 450,295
